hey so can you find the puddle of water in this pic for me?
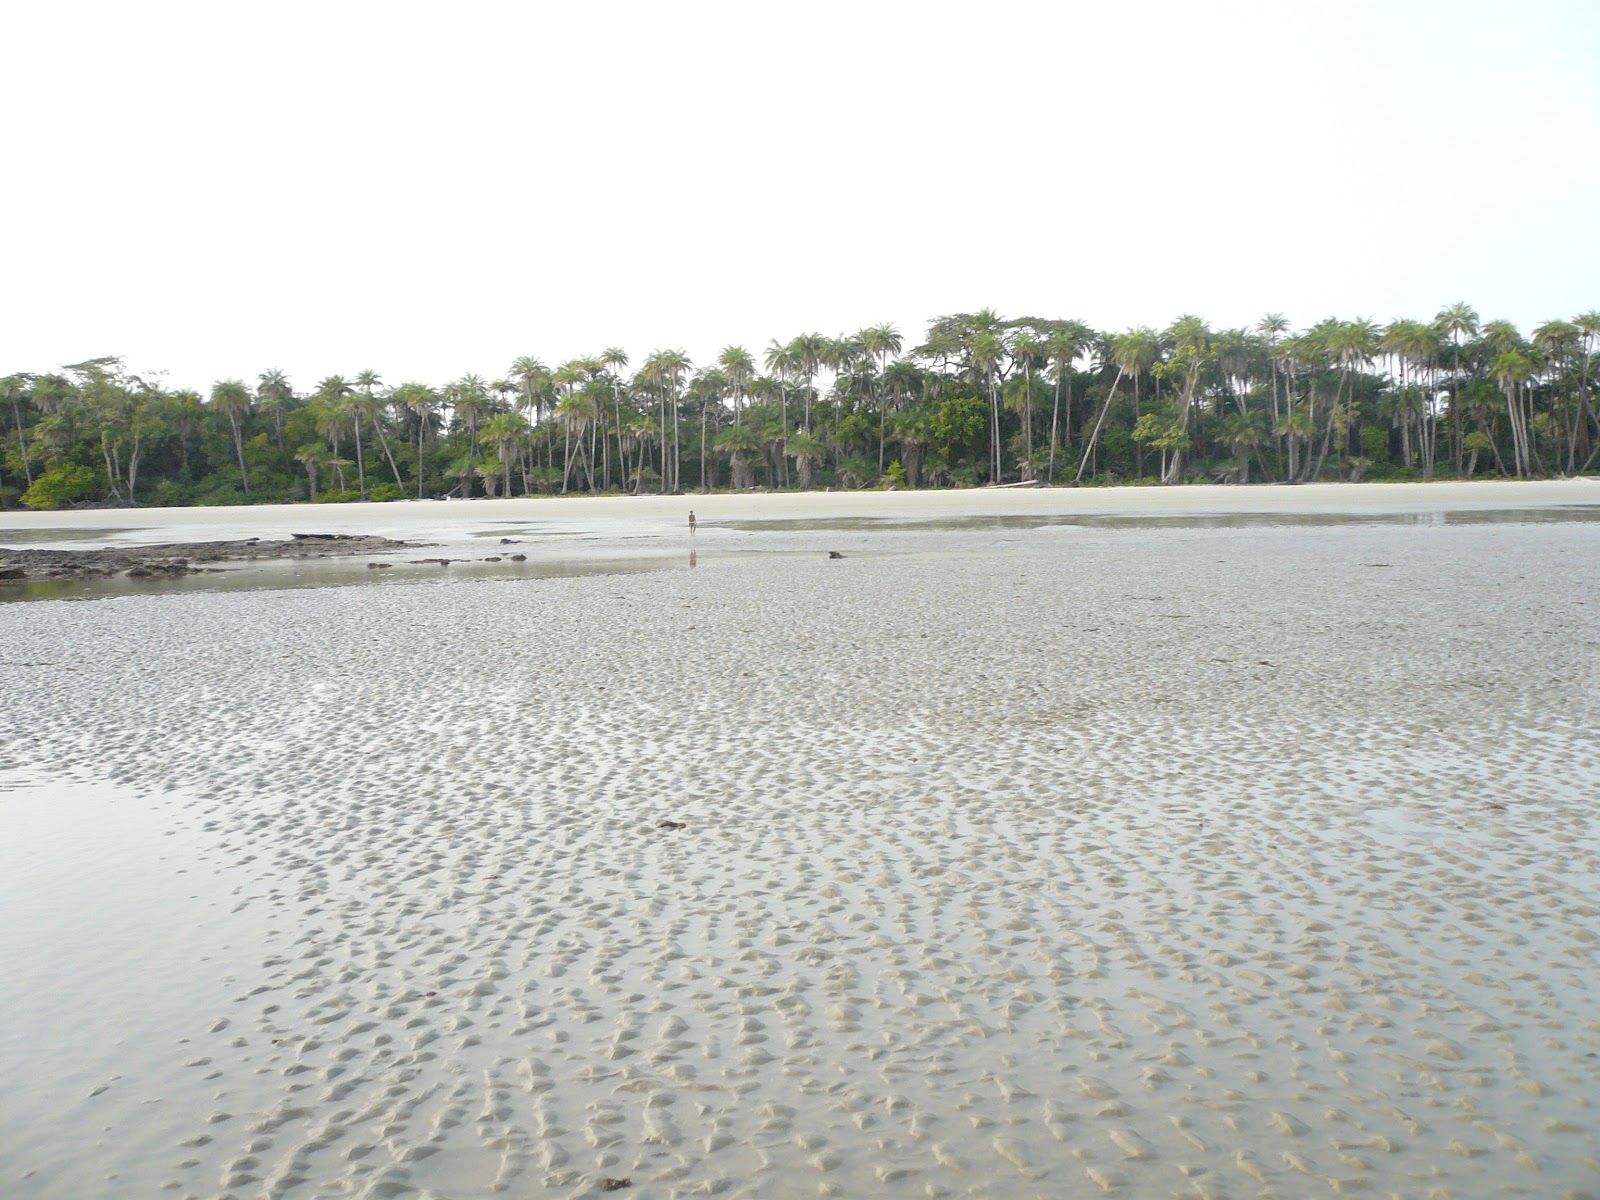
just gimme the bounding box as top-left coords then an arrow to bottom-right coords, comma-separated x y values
720,505 -> 1600,533
0,554 -> 682,604
0,770 -> 277,1199
0,527 -> 134,547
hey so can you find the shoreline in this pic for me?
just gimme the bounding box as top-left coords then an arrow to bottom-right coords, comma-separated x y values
4,477 -> 1598,540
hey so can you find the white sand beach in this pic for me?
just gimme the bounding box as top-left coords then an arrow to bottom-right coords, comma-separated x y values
2,480 -> 1598,1199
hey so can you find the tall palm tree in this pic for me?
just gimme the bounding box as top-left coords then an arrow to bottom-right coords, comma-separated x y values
787,333 -> 827,432
354,370 -> 405,488
969,329 -> 1006,482
763,339 -> 799,464
860,323 -> 903,471
1255,314 -> 1290,466
599,347 -> 629,489
1574,310 -> 1600,471
256,368 -> 294,449
294,444 -> 327,500
1436,303 -> 1480,474
1310,318 -> 1376,479
1532,320 -> 1581,471
1043,322 -> 1088,483
1009,330 -> 1043,478
395,383 -> 440,498
1158,316 -> 1211,484
718,346 -> 755,427
210,379 -> 253,493
1492,348 -> 1535,477
481,411 -> 530,497
317,375 -> 362,496
785,430 -> 827,489
3,374 -> 34,488
691,367 -> 728,490
448,375 -> 492,497
647,349 -> 691,491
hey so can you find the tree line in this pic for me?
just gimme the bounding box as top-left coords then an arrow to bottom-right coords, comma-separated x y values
4,304 -> 1597,509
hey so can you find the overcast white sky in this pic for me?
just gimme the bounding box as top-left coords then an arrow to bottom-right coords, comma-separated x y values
5,0 -> 1598,391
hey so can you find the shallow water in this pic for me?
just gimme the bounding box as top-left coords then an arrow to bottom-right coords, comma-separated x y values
0,553 -> 681,603
720,503 -> 1600,533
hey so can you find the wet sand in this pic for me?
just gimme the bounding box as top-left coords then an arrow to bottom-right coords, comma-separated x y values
2,483 -> 1598,1198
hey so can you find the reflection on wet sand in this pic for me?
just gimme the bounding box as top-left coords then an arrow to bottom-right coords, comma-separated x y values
720,505 -> 1600,534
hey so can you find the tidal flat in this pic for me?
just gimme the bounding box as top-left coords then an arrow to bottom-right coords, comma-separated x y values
2,480 -> 1598,1199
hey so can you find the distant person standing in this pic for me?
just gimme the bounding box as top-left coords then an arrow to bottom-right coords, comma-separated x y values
687,510 -> 697,537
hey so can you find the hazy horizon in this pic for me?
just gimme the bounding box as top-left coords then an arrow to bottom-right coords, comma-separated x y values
6,0 -> 1598,392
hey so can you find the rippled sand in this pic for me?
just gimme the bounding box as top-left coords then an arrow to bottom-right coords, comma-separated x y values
2,489 -> 1598,1199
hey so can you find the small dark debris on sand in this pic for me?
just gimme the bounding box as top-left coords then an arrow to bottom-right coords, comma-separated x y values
0,535 -> 416,585
509,554 -> 527,562
599,1179 -> 632,1192
499,537 -> 519,544
657,820 -> 687,832
828,550 -> 845,559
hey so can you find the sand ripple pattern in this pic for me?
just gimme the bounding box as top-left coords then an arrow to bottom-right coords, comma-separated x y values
3,522 -> 1598,1199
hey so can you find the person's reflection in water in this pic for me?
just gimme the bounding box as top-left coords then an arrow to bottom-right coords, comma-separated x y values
689,550 -> 697,569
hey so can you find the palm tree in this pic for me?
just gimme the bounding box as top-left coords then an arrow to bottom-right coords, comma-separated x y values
355,370 -> 404,488
317,376 -> 362,496
1492,348 -> 1535,477
1043,322 -> 1088,483
860,323 -> 903,470
1311,318 -> 1376,479
1574,310 -> 1600,471
970,328 -> 1006,482
1077,328 -> 1156,483
510,356 -> 548,421
787,333 -> 827,432
1532,320 -> 1582,471
1254,314 -> 1290,465
256,368 -> 294,449
599,347 -> 629,489
448,375 -> 492,496
210,379 -> 253,493
890,407 -> 933,487
396,383 -> 440,498
716,424 -> 763,489
3,374 -> 33,487
718,346 -> 755,427
785,430 -> 827,489
1157,316 -> 1211,484
1009,330 -> 1043,479
763,339 -> 798,446
294,444 -> 327,499
1437,302 -> 1480,474
690,367 -> 728,490
481,411 -> 530,497
641,349 -> 690,491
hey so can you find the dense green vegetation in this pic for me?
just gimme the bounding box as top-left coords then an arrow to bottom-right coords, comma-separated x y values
4,305 -> 1597,509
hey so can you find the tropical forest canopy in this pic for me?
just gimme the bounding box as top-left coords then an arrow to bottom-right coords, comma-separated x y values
3,305 -> 1597,510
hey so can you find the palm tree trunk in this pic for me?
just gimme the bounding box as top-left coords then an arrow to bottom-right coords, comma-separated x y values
374,419 -> 404,488
11,397 -> 32,486
1047,367 -> 1062,483
1075,368 -> 1125,484
229,413 -> 250,494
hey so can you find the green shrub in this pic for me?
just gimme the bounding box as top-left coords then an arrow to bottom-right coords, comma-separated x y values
22,463 -> 102,510
367,482 -> 407,502
1359,425 -> 1390,462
